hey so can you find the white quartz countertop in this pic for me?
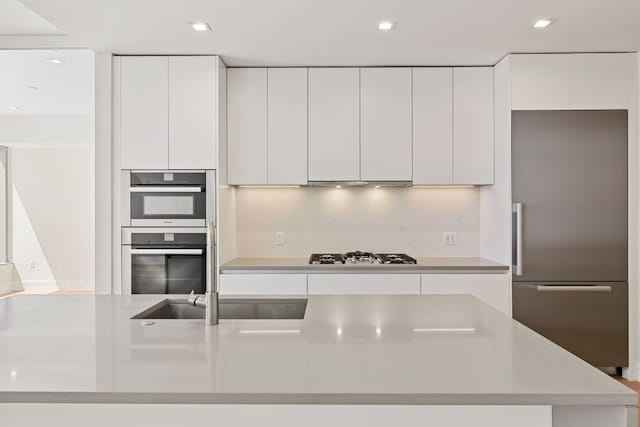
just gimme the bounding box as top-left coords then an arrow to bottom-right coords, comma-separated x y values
0,294 -> 633,406
221,257 -> 509,273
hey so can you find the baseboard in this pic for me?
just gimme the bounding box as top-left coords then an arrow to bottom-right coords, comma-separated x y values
56,280 -> 95,291
622,366 -> 640,382
20,280 -> 57,291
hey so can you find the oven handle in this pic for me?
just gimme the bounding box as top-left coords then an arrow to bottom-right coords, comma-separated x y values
129,186 -> 203,193
130,248 -> 204,255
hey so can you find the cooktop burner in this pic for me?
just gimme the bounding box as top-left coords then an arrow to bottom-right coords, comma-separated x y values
309,253 -> 345,264
309,251 -> 417,265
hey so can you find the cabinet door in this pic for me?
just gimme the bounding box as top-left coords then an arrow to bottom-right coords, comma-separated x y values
220,274 -> 307,295
168,56 -> 217,170
227,68 -> 268,184
120,56 -> 169,169
308,274 -> 420,295
412,68 -> 453,184
360,68 -> 413,181
420,274 -> 510,315
570,53 -> 629,109
510,54 -> 571,110
308,68 -> 360,181
267,68 -> 308,184
453,67 -> 494,185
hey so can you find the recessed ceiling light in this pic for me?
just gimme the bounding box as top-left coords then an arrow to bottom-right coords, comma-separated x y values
533,18 -> 555,29
191,21 -> 211,32
377,20 -> 396,31
8,106 -> 19,111
48,58 -> 65,64
25,85 -> 38,91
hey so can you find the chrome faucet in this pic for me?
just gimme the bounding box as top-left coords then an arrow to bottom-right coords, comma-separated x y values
188,290 -> 218,325
187,222 -> 218,325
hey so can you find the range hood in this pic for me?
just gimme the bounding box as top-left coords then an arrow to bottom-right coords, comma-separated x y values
306,181 -> 413,188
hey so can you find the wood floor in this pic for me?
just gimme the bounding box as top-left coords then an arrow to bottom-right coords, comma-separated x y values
0,290 -> 95,298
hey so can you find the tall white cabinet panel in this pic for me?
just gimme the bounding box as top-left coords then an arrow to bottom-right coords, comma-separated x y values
168,56 -> 217,169
453,67 -> 494,185
570,53 -> 629,109
120,56 -> 169,170
228,68 -> 268,184
360,68 -> 413,181
267,68 -> 308,185
308,68 -> 360,181
510,54 -> 571,110
412,68 -> 453,184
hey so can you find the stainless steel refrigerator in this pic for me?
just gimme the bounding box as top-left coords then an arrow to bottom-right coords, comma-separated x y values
512,110 -> 628,368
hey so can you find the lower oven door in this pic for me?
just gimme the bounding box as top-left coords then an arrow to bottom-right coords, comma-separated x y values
124,247 -> 206,294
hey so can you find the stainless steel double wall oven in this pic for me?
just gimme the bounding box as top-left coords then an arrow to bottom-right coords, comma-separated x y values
121,170 -> 216,295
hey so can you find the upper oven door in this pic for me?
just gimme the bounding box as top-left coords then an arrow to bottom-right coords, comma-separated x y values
130,172 -> 207,226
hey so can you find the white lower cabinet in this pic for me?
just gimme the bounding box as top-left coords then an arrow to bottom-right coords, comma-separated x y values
307,274 -> 420,295
420,274 -> 510,315
220,274 -> 307,295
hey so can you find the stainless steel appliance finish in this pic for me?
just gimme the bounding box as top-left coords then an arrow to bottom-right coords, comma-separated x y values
512,282 -> 628,367
122,170 -> 215,227
512,110 -> 628,367
132,298 -> 308,320
121,226 -> 215,296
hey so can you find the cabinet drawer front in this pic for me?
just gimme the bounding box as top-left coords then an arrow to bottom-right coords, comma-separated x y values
308,274 -> 420,295
420,274 -> 510,315
220,274 -> 307,295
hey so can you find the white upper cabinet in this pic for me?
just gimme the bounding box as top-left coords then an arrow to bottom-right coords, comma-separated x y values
360,68 -> 413,181
308,68 -> 360,182
227,68 -> 268,184
412,68 -> 453,185
510,54 -> 571,110
168,56 -> 217,170
570,53 -> 629,109
119,56 -> 219,170
453,67 -> 494,185
120,56 -> 169,170
511,53 -> 629,110
267,68 -> 308,185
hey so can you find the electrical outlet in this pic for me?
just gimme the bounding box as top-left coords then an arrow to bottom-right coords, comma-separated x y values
442,232 -> 457,246
28,259 -> 35,269
275,232 -> 285,246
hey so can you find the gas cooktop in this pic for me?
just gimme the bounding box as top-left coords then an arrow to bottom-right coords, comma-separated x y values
309,251 -> 417,265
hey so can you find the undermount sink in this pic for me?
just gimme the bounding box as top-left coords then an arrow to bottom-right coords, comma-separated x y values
131,298 -> 308,320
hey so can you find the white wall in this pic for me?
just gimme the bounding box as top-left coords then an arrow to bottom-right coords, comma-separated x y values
235,187 -> 480,257
0,263 -> 20,294
9,146 -> 95,290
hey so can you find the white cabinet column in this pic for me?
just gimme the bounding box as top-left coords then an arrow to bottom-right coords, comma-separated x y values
267,68 -> 308,184
453,67 -> 494,185
120,56 -> 169,170
308,68 -> 360,182
360,67 -> 413,181
168,56 -> 217,170
412,68 -> 453,184
228,68 -> 268,184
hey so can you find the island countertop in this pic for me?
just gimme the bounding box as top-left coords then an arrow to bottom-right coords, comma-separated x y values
0,294 -> 633,406
221,256 -> 509,274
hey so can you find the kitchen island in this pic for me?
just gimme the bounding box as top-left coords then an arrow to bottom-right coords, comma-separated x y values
0,294 -> 635,427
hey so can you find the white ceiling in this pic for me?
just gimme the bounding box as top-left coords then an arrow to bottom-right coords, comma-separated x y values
0,49 -> 94,114
5,0 -> 640,66
0,0 -> 62,35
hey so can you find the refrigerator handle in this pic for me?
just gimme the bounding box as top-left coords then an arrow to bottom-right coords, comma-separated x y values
513,203 -> 523,276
